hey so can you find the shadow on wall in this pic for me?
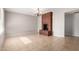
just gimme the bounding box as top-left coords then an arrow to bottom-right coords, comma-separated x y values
65,13 -> 74,36
65,13 -> 79,37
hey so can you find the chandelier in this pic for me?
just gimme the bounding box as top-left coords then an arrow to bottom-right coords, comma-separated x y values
36,8 -> 40,16
33,8 -> 43,16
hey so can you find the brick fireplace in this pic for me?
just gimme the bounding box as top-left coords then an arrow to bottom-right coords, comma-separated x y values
39,12 -> 53,36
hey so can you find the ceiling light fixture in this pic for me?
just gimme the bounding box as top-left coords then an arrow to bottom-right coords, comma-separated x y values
33,8 -> 43,16
32,8 -> 45,16
36,8 -> 42,16
36,8 -> 40,16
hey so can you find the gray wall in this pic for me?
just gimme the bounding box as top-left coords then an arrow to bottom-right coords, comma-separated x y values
73,13 -> 79,36
65,13 -> 74,36
5,11 -> 38,37
65,13 -> 79,36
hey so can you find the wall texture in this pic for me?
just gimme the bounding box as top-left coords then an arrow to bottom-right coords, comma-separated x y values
5,11 -> 38,37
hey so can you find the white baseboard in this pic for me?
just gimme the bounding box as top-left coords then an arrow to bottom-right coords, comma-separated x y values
53,34 -> 65,37
6,31 -> 38,37
72,34 -> 79,37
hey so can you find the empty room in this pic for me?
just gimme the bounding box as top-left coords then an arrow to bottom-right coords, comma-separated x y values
0,8 -> 79,51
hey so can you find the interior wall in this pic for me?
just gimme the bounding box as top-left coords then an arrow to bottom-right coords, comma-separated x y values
65,13 -> 74,36
0,8 -> 5,50
53,10 -> 64,37
65,13 -> 79,37
73,13 -> 79,36
38,8 -> 79,37
52,8 -> 79,37
5,11 -> 38,37
37,16 -> 42,32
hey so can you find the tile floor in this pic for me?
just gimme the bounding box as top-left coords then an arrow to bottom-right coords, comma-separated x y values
2,34 -> 79,51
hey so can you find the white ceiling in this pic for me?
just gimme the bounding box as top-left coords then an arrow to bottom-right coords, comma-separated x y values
5,8 -> 52,16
